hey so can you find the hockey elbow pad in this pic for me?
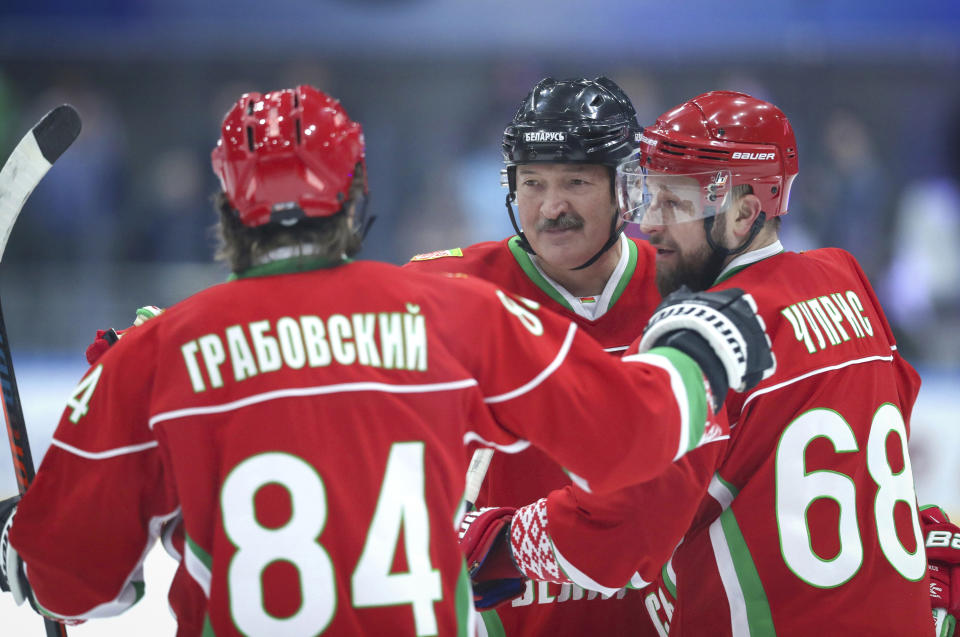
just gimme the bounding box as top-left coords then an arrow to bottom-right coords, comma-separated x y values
638,286 -> 775,409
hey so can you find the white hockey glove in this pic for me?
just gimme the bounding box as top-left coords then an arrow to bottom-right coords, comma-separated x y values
638,286 -> 775,411
0,496 -> 29,606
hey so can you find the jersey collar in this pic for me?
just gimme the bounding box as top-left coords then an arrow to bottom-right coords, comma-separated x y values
713,240 -> 784,286
230,255 -> 350,280
508,234 -> 637,319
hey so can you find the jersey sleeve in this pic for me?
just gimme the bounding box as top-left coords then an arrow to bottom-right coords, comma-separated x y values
544,435 -> 726,591
444,277 -> 721,494
11,323 -> 179,620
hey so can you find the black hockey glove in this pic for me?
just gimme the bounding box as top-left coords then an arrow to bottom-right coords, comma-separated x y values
0,496 -> 31,607
638,286 -> 775,411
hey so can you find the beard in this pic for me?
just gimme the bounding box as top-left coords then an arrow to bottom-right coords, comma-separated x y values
653,217 -> 728,296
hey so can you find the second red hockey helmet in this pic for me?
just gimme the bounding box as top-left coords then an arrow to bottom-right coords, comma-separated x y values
618,91 -> 798,226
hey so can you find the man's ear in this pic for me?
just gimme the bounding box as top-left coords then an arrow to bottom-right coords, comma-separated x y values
731,194 -> 763,238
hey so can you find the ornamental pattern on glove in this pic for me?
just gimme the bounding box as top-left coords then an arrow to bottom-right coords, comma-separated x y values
510,498 -> 568,584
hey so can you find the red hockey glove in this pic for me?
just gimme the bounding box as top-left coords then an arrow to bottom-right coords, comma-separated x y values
921,505 -> 960,637
85,305 -> 164,364
458,506 -> 525,610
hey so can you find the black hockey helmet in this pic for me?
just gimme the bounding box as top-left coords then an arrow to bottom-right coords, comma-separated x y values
502,77 -> 642,269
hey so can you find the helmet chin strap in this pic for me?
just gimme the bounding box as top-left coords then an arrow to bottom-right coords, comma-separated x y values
571,210 -> 624,270
505,191 -> 625,270
505,191 -> 535,254
702,211 -> 766,259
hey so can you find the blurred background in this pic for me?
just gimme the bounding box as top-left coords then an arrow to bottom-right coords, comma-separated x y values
0,0 -> 958,630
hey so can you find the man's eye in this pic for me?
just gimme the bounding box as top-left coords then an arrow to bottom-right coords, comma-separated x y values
569,179 -> 586,186
522,180 -> 539,187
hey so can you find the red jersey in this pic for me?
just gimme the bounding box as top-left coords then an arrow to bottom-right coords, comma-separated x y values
406,235 -> 666,636
544,246 -> 928,636
12,258 -> 711,636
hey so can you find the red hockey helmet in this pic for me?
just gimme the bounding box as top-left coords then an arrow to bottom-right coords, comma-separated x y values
617,91 -> 798,226
211,85 -> 366,227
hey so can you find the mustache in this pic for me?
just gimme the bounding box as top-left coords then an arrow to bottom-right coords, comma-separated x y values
536,214 -> 584,232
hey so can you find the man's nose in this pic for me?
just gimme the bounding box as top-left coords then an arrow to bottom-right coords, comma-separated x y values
639,215 -> 664,235
540,188 -> 571,219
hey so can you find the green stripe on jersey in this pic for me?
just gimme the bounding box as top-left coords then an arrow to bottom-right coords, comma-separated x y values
230,255 -> 350,280
507,237 -> 574,311
457,561 -> 473,637
646,346 -> 709,452
607,237 -> 638,307
718,508 -> 776,635
661,562 -> 677,598
186,533 -> 213,569
480,608 -> 507,637
202,613 -> 216,636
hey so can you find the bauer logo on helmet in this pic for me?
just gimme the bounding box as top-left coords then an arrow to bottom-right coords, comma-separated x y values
731,152 -> 776,161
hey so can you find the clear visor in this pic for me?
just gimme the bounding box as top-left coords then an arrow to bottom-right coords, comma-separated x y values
616,159 -> 733,226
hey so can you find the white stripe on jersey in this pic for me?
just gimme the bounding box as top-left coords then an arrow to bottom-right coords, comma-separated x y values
484,323 -> 578,404
50,438 -> 158,459
148,378 -> 480,429
186,541 -> 211,598
604,345 -> 629,353
738,353 -> 895,418
708,474 -> 736,511
553,543 -> 623,597
709,519 -> 751,637
461,433 -> 529,454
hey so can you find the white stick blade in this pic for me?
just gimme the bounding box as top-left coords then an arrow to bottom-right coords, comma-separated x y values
0,104 -> 82,262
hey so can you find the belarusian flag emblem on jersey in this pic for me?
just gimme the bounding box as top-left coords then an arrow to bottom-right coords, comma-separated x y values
580,296 -> 597,304
410,248 -> 464,261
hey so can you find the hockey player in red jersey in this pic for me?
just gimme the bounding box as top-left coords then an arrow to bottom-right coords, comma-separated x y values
405,76 -> 667,636
464,91 -> 939,636
0,85 -> 775,636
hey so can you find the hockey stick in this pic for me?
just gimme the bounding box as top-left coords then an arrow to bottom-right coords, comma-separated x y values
464,448 -> 494,512
0,104 -> 82,637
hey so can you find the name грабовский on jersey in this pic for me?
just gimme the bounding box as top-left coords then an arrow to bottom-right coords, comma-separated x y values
180,304 -> 428,392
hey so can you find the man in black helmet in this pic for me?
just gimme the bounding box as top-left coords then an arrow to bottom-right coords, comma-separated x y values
405,76 -> 666,637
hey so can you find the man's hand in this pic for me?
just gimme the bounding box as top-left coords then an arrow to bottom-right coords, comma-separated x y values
458,506 -> 525,610
638,286 -> 775,410
85,305 -> 164,364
